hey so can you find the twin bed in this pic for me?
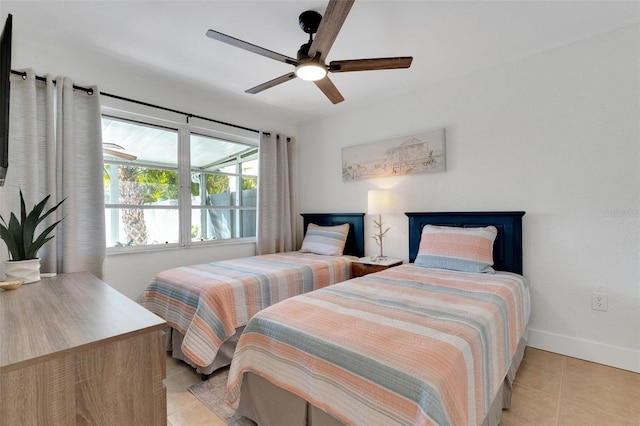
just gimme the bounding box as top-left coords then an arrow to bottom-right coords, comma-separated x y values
139,213 -> 365,375
140,210 -> 529,425
226,211 -> 529,426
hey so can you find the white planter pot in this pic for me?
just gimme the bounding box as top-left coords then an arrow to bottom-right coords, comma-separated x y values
4,258 -> 41,283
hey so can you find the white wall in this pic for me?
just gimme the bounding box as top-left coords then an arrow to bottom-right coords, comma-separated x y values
8,20 -> 298,300
297,25 -> 640,372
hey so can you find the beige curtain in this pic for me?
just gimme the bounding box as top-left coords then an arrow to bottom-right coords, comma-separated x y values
0,70 -> 106,278
256,132 -> 297,255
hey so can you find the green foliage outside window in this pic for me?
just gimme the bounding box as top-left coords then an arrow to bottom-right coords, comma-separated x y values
242,177 -> 257,190
205,174 -> 229,195
105,167 -> 257,203
134,169 -> 178,202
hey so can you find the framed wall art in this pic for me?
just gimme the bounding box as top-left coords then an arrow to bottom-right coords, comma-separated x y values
342,128 -> 445,181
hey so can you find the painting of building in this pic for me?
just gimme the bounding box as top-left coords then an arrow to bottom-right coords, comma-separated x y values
342,128 -> 445,181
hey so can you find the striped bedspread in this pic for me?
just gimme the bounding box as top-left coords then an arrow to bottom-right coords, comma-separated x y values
227,264 -> 530,426
139,252 -> 353,367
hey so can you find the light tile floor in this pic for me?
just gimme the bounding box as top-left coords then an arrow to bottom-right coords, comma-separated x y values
166,347 -> 640,425
166,355 -> 226,426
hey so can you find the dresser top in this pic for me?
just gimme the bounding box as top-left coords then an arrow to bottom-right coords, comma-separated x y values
0,271 -> 165,372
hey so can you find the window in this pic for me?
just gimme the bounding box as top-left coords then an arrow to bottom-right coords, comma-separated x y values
190,133 -> 258,242
102,114 -> 258,250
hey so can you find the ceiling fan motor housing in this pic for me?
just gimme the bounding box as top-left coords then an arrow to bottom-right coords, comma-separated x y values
297,42 -> 312,61
299,10 -> 322,34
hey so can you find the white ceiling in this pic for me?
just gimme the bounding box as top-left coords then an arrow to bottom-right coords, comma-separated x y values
3,1 -> 639,124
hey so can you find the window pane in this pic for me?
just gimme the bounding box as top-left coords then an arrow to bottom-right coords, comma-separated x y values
241,177 -> 257,192
106,208 -> 179,247
240,209 -> 257,238
191,208 -> 256,241
243,159 -> 258,176
191,134 -> 257,171
190,174 -> 257,209
239,187 -> 257,208
102,117 -> 178,167
105,166 -> 179,205
190,172 -> 235,207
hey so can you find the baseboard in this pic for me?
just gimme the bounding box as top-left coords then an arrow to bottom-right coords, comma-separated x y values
527,328 -> 640,373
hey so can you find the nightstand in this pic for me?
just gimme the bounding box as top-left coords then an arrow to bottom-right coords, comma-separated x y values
351,257 -> 402,278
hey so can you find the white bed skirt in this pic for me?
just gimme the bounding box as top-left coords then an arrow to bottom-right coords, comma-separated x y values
237,333 -> 528,426
165,326 -> 244,376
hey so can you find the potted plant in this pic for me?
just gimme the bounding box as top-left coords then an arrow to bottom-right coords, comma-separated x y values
0,190 -> 65,283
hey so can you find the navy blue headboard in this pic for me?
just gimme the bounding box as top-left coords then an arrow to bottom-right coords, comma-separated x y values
300,213 -> 365,258
405,211 -> 525,275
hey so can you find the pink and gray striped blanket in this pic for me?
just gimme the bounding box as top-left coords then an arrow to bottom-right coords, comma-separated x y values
139,252 -> 353,367
227,264 -> 530,426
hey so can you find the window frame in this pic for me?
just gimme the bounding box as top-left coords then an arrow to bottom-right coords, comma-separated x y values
102,107 -> 259,253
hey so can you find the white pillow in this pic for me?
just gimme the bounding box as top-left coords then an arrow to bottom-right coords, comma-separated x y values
415,225 -> 497,273
299,223 -> 350,256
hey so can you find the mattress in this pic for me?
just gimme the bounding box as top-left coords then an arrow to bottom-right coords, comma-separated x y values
227,264 -> 530,425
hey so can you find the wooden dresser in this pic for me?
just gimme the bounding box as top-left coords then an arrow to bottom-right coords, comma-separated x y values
0,272 -> 167,426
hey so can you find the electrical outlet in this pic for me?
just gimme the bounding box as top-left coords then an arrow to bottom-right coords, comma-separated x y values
592,292 -> 608,312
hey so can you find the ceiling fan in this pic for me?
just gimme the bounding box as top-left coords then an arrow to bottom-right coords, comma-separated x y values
206,0 -> 413,104
103,143 -> 137,161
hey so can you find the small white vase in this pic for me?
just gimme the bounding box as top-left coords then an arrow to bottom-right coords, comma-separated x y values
4,258 -> 41,283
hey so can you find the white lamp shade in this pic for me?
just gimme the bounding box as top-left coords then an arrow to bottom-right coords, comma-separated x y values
368,190 -> 392,215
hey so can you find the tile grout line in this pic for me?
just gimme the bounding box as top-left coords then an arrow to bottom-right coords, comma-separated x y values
554,355 -> 567,426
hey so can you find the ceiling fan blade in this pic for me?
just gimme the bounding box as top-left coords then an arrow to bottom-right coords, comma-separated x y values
103,148 -> 138,161
309,0 -> 355,61
330,57 -> 413,73
246,72 -> 297,94
206,29 -> 298,66
314,77 -> 344,104
102,142 -> 125,150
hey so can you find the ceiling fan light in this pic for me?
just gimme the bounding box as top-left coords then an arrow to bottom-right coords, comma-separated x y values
295,62 -> 327,81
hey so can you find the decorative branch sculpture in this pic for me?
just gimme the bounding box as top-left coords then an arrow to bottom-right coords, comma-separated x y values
371,214 -> 390,260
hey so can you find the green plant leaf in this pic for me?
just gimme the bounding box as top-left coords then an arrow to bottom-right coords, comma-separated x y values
19,189 -> 27,224
8,213 -> 26,259
0,193 -> 66,261
0,222 -> 20,259
26,219 -> 63,259
21,194 -> 50,253
36,198 -> 66,227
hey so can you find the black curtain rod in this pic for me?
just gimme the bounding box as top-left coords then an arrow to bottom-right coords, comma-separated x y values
263,133 -> 292,143
10,69 -> 260,134
11,69 -> 95,94
99,92 -> 260,134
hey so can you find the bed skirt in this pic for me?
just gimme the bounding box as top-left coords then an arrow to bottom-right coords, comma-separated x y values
165,326 -> 244,375
236,332 -> 528,426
